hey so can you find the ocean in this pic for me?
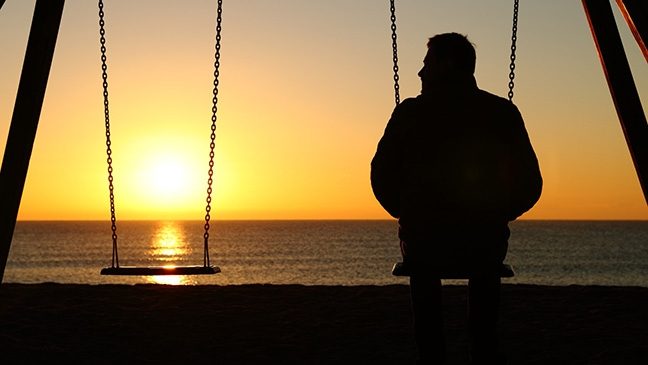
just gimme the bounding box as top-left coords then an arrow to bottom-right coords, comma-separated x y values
3,220 -> 647,287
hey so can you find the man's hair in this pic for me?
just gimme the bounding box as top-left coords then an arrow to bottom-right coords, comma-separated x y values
427,33 -> 476,75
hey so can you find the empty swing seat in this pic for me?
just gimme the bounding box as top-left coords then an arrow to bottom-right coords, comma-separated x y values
101,265 -> 220,276
391,262 -> 514,279
96,0 -> 224,279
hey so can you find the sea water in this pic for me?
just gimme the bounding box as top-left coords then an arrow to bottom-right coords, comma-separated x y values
3,220 -> 647,287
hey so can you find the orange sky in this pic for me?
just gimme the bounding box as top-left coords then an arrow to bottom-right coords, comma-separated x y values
1,0 -> 646,220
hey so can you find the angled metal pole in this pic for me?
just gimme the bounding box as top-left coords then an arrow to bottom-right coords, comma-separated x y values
0,0 -> 6,12
616,0 -> 648,61
0,0 -> 65,283
582,0 -> 648,205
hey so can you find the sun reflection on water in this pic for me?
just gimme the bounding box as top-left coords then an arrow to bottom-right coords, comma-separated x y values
151,222 -> 189,261
150,275 -> 189,285
145,222 -> 196,285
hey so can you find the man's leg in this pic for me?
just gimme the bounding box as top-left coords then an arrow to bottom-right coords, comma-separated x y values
468,275 -> 503,364
410,274 -> 445,364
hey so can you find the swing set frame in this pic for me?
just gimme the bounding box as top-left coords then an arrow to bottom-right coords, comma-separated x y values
0,0 -> 646,283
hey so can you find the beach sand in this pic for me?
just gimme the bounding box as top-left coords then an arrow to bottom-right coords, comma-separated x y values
0,283 -> 646,364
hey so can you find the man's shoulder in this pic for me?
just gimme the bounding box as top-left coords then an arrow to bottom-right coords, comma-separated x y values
473,89 -> 522,121
389,97 -> 424,119
399,97 -> 422,109
475,89 -> 514,107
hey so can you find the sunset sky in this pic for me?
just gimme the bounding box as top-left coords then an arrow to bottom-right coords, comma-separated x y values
1,0 -> 646,220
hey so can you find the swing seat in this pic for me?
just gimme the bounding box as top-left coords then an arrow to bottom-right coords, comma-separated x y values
391,262 -> 514,279
101,265 -> 220,276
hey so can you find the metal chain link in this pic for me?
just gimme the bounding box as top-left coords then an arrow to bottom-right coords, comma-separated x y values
203,0 -> 223,268
508,0 -> 519,101
98,0 -> 119,268
389,0 -> 400,106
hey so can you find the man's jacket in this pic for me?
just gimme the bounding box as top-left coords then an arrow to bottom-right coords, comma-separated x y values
371,76 -> 542,265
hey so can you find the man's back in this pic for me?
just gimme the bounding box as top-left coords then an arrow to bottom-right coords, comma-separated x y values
373,79 -> 541,215
371,76 -> 542,267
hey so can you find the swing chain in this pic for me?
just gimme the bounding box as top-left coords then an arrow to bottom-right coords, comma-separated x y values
98,0 -> 119,268
389,0 -> 400,106
203,0 -> 223,267
508,0 -> 519,101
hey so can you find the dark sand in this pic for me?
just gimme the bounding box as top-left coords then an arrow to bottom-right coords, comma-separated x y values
0,284 -> 646,364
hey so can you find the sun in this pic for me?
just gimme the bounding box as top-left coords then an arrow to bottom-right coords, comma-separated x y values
130,152 -> 202,207
149,158 -> 189,196
118,138 -> 233,217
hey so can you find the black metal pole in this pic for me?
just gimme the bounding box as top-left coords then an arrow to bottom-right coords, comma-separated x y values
0,0 -> 65,283
0,0 -> 6,12
582,0 -> 648,205
616,0 -> 648,61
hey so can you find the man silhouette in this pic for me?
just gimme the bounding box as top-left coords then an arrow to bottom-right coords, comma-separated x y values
371,33 -> 542,364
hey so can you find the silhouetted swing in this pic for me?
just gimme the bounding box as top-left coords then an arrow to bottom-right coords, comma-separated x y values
388,0 -> 519,279
98,0 -> 223,276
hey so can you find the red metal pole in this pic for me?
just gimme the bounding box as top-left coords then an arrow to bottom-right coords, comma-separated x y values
616,0 -> 648,61
582,0 -> 648,205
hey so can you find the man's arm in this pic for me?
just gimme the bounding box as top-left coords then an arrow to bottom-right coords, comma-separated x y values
505,105 -> 543,220
371,102 -> 413,218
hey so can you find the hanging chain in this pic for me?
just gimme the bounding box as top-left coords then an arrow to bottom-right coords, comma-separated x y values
203,0 -> 223,268
389,0 -> 400,106
98,0 -> 119,268
508,0 -> 519,101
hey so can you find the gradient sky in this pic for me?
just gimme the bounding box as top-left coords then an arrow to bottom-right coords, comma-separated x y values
1,0 -> 646,220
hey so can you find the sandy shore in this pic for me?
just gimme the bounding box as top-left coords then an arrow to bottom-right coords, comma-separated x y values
0,283 -> 646,364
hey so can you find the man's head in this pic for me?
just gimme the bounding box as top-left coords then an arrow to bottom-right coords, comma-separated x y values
418,33 -> 476,91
